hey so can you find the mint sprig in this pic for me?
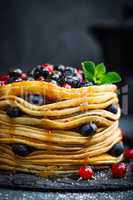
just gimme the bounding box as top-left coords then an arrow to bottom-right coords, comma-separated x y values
81,61 -> 121,84
82,61 -> 95,82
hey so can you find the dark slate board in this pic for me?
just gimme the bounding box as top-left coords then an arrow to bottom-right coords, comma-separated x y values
0,164 -> 133,192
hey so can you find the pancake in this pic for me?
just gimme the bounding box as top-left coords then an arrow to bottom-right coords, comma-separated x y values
0,80 -> 123,177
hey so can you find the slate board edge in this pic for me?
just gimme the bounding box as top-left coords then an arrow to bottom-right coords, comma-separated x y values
0,173 -> 133,192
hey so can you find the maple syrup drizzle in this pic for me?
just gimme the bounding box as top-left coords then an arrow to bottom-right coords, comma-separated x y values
80,87 -> 88,112
46,130 -> 55,155
83,156 -> 89,166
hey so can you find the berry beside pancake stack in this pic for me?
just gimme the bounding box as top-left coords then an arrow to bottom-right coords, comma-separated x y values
0,61 -> 123,177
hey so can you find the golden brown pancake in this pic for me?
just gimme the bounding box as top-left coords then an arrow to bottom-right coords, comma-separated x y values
0,81 -> 123,176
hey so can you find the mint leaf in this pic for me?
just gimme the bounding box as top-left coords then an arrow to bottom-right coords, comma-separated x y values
81,61 -> 95,81
95,63 -> 106,79
95,63 -> 106,84
101,72 -> 122,84
81,60 -> 122,84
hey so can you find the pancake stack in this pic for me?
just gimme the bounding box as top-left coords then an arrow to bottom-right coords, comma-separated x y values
0,81 -> 123,176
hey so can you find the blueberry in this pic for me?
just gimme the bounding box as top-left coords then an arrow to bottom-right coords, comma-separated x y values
106,104 -> 118,114
53,70 -> 62,76
80,123 -> 97,136
28,67 -> 37,77
36,65 -> 43,70
63,76 -> 73,85
6,106 -> 23,118
72,76 -> 80,87
15,68 -> 22,73
34,65 -> 44,79
54,64 -> 65,72
65,66 -> 76,76
64,76 -> 71,83
41,68 -> 49,78
109,143 -> 124,157
15,78 -> 23,82
27,76 -> 35,81
64,76 -> 80,88
7,77 -> 17,84
80,81 -> 94,87
24,94 -> 45,105
58,65 -> 65,72
12,144 -> 33,156
34,71 -> 41,79
7,76 -> 23,84
28,65 -> 43,79
8,68 -> 22,78
50,72 -> 61,81
60,75 -> 65,84
50,79 -> 59,85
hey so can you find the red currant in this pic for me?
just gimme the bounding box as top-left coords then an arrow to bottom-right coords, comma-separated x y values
75,68 -> 83,81
62,83 -> 72,89
124,148 -> 133,159
75,68 -> 82,74
42,64 -> 54,73
112,163 -> 126,178
0,81 -> 5,86
21,73 -> 27,80
79,166 -> 94,180
38,76 -> 45,81
0,75 -> 10,84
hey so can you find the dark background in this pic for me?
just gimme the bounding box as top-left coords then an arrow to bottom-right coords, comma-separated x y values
0,2 -> 133,197
0,0 -> 132,113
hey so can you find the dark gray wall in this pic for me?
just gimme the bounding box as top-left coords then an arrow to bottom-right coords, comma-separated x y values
0,0 -> 133,113
0,0 -> 128,72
